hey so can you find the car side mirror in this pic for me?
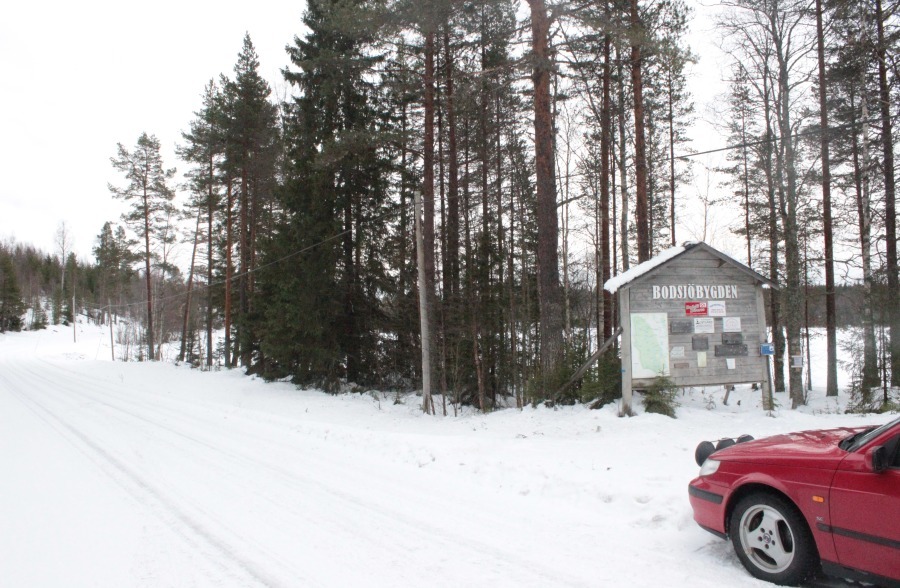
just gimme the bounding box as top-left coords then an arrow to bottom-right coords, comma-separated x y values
866,445 -> 887,473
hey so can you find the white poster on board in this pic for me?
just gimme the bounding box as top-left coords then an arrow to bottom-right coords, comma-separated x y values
694,317 -> 715,334
708,300 -> 727,317
723,317 -> 742,332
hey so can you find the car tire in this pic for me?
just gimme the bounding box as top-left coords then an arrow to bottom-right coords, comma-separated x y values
728,492 -> 819,586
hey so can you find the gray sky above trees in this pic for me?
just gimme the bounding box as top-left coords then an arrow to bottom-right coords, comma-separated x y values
1,0 -> 733,261
0,0 -> 302,257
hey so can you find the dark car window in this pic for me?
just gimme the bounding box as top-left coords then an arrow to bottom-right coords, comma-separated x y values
847,416 -> 900,452
893,437 -> 900,468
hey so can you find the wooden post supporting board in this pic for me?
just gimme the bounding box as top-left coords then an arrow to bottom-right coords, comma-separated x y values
620,289 -> 633,416
756,287 -> 773,410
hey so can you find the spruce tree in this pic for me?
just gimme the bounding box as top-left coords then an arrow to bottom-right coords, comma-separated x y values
93,222 -> 136,317
259,0 -> 390,386
221,35 -> 280,370
0,251 -> 26,332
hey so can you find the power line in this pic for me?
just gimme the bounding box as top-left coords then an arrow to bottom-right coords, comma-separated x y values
552,113 -> 895,192
83,110 -> 899,311
86,201 -> 412,314
671,115 -> 887,162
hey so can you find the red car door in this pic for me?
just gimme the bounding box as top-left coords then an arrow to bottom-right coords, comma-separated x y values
828,430 -> 900,582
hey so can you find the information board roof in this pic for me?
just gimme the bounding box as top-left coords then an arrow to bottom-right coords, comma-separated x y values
603,242 -> 777,293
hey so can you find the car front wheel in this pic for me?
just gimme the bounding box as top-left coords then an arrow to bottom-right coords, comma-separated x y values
728,492 -> 818,586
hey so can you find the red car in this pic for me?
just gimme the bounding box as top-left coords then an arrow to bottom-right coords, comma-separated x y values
689,416 -> 900,586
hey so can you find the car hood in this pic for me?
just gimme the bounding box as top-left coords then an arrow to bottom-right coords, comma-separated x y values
714,427 -> 863,469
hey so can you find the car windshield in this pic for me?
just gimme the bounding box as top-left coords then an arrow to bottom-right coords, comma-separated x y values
843,415 -> 900,452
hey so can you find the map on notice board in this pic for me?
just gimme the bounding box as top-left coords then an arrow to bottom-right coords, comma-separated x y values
631,313 -> 670,378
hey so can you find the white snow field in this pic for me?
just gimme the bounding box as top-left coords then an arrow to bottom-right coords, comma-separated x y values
1,322 -> 894,587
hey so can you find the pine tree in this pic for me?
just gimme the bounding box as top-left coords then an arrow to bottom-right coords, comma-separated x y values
873,0 -> 899,387
179,80 -> 226,368
108,132 -> 177,360
641,0 -> 694,250
629,0 -> 651,263
814,0 -> 838,397
829,0 -> 879,392
527,0 -> 565,387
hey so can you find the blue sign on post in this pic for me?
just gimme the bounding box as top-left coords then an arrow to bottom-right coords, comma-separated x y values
760,343 -> 775,356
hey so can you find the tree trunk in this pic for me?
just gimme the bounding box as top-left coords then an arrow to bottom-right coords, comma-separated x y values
415,189 -> 434,415
815,0 -> 838,396
224,179 -> 234,368
206,153 -> 214,368
343,186 -> 359,382
509,158 -> 520,407
438,66 -> 448,303
179,208 -> 202,363
601,31 -> 613,341
762,69 -> 785,393
239,164 -> 250,368
399,100 -> 412,378
528,0 -> 563,382
875,0 -> 899,386
424,30 -> 436,297
463,121 -> 486,411
855,93 -> 880,392
667,68 -> 677,247
630,0 -> 650,263
616,46 -> 630,272
142,187 -> 155,360
741,98 -> 751,266
478,25 -> 492,383
422,28 -> 440,389
495,91 -> 506,403
444,28 -> 460,299
774,29 -> 805,407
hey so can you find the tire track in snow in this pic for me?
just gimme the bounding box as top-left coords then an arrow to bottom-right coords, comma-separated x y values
0,365 -> 299,588
4,363 -> 374,584
3,359 -> 604,587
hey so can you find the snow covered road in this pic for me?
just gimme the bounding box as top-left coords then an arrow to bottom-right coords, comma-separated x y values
1,325 -> 888,587
1,358 -> 592,586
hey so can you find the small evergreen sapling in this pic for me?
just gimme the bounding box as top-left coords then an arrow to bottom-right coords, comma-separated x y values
642,375 -> 679,418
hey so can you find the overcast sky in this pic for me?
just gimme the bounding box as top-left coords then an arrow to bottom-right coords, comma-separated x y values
1,1 -> 733,262
0,1 -> 304,257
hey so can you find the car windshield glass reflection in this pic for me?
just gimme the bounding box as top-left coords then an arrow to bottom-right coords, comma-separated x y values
845,416 -> 900,452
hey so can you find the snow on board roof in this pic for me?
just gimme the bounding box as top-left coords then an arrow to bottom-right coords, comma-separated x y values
603,244 -> 686,293
603,242 -> 774,293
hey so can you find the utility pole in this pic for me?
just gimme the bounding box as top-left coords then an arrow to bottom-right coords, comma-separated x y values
415,190 -> 434,414
109,300 -> 115,361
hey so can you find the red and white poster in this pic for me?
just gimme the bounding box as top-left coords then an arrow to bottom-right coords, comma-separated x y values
685,301 -> 708,316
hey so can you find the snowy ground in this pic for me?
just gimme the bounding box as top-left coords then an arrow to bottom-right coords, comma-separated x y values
0,321 -> 894,587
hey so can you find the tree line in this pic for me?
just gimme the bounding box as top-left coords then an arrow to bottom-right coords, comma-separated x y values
2,0 -> 898,412
714,0 -> 898,410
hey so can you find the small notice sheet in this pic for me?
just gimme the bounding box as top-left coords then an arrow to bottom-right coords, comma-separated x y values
723,317 -> 742,332
694,317 -> 715,334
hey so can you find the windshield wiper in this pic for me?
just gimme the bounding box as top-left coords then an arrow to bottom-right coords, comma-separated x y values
839,433 -> 859,451
839,427 -> 876,451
